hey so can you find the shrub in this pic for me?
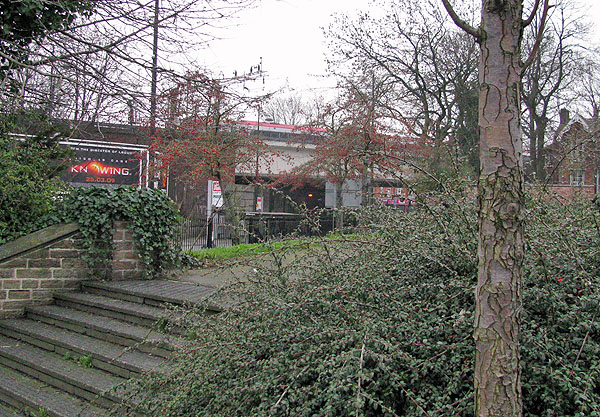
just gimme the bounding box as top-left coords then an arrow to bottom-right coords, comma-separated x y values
0,111 -> 72,244
120,190 -> 600,416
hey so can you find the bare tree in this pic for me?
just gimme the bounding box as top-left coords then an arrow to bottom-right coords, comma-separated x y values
18,31 -> 131,123
341,69 -> 401,205
326,0 -> 480,175
578,63 -> 600,120
284,68 -> 409,215
521,0 -> 594,182
442,0 -> 550,415
1,0 -> 255,123
261,94 -> 312,126
281,96 -> 356,228
151,71 -> 270,243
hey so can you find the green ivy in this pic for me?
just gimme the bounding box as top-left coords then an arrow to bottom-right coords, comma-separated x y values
49,186 -> 181,278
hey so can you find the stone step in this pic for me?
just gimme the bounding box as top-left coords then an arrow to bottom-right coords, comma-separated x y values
0,319 -> 165,379
81,280 -> 221,311
53,292 -> 168,328
0,403 -> 21,416
0,364 -> 106,417
0,334 -> 130,409
26,305 -> 175,358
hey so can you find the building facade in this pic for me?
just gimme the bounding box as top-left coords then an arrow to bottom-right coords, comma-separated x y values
545,110 -> 600,199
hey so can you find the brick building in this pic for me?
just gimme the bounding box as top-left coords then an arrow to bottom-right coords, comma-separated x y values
545,110 -> 600,199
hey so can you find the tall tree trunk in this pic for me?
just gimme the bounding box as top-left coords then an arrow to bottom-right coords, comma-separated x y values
150,0 -> 160,133
475,2 -> 525,415
360,161 -> 373,207
444,0 -> 548,413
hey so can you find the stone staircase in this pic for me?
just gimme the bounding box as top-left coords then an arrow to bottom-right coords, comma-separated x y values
0,280 -> 218,417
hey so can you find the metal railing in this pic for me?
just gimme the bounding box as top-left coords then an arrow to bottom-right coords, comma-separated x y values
245,213 -> 334,244
177,214 -> 235,250
177,212 -> 336,251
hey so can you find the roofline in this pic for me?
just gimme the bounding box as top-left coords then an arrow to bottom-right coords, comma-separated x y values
238,120 -> 327,133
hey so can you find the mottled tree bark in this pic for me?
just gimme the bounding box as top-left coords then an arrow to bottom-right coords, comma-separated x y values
475,2 -> 525,414
442,0 -> 549,415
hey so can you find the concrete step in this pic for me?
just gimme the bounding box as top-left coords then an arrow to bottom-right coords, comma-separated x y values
81,280 -> 219,310
0,403 -> 22,416
0,319 -> 166,379
26,305 -> 175,358
0,334 -> 129,409
0,364 -> 106,417
0,279 -> 208,416
53,292 -> 168,328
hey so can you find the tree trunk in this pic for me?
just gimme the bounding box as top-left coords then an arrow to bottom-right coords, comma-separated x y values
475,2 -> 525,416
219,178 -> 243,246
335,181 -> 344,231
526,105 -> 537,178
361,165 -> 370,207
534,116 -> 547,181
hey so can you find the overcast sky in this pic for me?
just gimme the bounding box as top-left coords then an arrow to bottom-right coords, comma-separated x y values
201,0 -> 600,104
203,0 -> 364,97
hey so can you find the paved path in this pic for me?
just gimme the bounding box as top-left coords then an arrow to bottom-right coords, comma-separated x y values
173,263 -> 256,288
173,250 -> 314,289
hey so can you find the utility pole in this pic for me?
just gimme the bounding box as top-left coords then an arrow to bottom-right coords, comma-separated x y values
249,57 -> 264,212
150,0 -> 159,134
254,104 -> 261,212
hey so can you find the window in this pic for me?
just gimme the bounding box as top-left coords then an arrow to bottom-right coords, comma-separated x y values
570,169 -> 585,186
572,142 -> 584,161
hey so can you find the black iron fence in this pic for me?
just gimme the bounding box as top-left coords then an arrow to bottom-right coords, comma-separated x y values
177,218 -> 207,251
246,212 -> 335,244
177,214 -> 234,250
177,212 -> 336,251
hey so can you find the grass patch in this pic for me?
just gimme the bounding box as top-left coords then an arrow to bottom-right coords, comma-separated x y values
186,233 -> 369,261
187,240 -> 309,261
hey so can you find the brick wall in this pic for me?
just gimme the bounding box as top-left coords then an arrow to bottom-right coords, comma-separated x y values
111,221 -> 145,280
546,185 -> 595,201
0,222 -> 145,318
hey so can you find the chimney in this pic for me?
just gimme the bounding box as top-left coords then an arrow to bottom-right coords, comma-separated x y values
559,108 -> 570,126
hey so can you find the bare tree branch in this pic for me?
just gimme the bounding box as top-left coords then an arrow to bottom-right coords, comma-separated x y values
523,0 -> 542,27
1,0 -> 256,122
522,0 -> 552,71
440,0 -> 481,42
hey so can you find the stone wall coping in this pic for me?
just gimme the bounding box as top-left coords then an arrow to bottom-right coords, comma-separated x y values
546,184 -> 594,188
0,223 -> 80,263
